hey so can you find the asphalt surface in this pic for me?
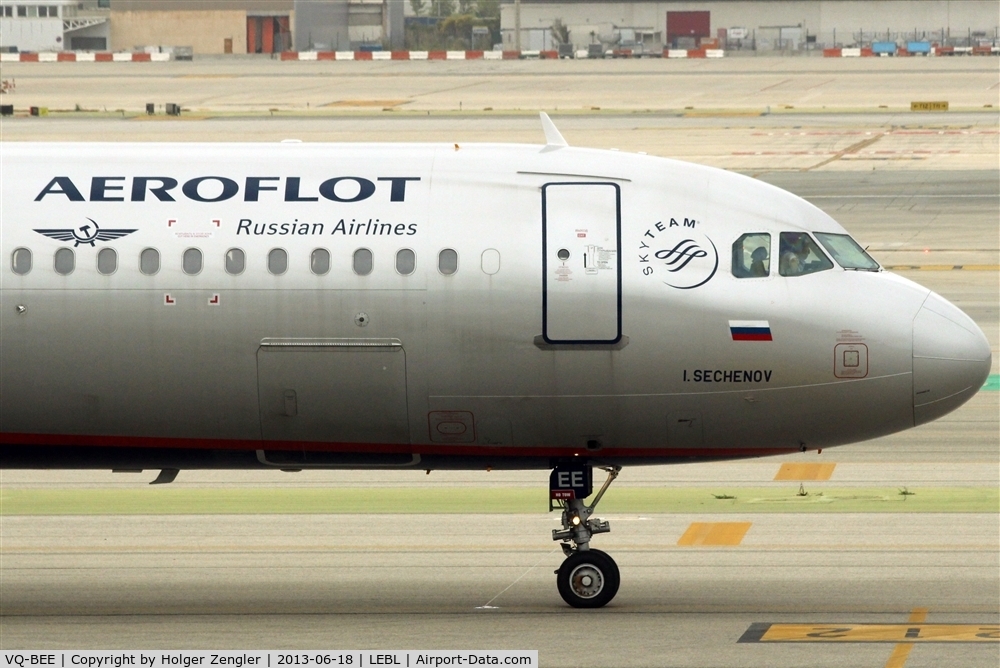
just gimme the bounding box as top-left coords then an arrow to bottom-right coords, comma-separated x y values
1,512 -> 997,667
1,57 -> 997,666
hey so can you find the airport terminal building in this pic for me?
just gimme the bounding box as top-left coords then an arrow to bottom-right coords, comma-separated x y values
0,0 -> 408,54
1,0 -> 997,54
500,0 -> 999,52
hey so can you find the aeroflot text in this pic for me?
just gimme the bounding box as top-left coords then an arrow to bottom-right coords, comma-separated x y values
33,176 -> 420,203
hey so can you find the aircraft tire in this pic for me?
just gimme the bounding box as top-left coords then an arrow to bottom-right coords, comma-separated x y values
556,548 -> 620,608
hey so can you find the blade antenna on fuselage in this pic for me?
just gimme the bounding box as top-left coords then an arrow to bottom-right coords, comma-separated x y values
540,112 -> 568,148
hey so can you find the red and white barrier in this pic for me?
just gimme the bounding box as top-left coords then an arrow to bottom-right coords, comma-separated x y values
12,46 -> 1000,63
1,48 -> 730,63
0,51 -> 171,62
664,48 -> 724,58
277,49 -> 539,61
824,46 -> 998,57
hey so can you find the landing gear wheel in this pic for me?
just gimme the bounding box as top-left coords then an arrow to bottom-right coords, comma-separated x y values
556,549 -> 620,608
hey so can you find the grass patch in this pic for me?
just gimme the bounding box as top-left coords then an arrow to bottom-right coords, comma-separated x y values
0,486 -> 996,516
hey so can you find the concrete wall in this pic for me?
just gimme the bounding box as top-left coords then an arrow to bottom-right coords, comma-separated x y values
501,1 -> 1000,49
0,17 -> 64,51
110,10 -> 247,54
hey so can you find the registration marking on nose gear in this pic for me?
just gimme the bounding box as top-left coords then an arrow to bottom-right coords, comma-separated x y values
774,463 -> 836,481
677,522 -> 751,546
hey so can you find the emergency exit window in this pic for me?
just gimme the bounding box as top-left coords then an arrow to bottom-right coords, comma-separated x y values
140,248 -> 160,275
183,248 -> 203,275
225,248 -> 245,275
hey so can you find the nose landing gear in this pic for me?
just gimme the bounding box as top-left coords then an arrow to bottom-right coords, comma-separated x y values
550,464 -> 621,608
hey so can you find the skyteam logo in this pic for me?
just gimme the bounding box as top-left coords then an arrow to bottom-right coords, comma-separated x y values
34,218 -> 137,247
638,218 -> 718,290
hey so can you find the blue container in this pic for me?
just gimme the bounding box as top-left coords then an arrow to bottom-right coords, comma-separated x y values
872,41 -> 896,54
907,41 -> 931,53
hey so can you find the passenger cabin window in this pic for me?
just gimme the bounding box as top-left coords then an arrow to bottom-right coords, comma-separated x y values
183,248 -> 203,275
11,248 -> 31,275
778,232 -> 834,277
268,248 -> 288,275
732,233 -> 770,278
140,248 -> 160,275
395,249 -> 415,275
225,248 -> 245,275
311,248 -> 331,275
814,233 -> 880,271
353,248 -> 373,276
438,248 -> 458,275
97,248 -> 117,275
54,248 -> 75,275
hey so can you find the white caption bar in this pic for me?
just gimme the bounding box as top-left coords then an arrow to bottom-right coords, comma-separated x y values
1,652 -> 538,668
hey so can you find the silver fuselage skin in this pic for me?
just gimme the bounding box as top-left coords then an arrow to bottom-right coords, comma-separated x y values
0,142 -> 991,470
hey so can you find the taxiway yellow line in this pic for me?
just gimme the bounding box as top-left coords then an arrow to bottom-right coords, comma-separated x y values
676,522 -> 751,546
774,463 -> 836,481
885,608 -> 928,668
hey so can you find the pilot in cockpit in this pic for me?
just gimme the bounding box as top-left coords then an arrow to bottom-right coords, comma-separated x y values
749,246 -> 769,277
779,232 -> 810,276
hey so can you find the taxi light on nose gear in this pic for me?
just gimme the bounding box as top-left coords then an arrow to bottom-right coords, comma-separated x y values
551,465 -> 620,556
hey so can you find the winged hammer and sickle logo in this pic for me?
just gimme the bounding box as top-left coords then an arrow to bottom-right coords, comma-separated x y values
34,218 -> 137,247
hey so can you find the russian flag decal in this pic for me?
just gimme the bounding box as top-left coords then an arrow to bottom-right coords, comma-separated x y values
730,320 -> 772,341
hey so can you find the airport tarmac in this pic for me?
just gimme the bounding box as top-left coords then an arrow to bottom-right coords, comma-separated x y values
1,512 -> 998,667
1,58 -> 997,170
1,58 -> 997,666
1,57 -> 997,114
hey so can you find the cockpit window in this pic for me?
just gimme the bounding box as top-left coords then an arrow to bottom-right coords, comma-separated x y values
778,232 -> 833,277
814,233 -> 880,271
732,233 -> 770,278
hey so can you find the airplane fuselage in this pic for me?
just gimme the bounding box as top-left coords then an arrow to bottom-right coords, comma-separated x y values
0,141 -> 991,470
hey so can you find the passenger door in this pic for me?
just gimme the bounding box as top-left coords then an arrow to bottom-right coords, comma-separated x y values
541,182 -> 622,344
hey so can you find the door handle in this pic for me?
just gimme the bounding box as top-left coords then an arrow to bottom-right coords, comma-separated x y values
283,389 -> 297,417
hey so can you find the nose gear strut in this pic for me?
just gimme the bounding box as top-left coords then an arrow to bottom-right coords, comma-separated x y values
549,464 -> 621,607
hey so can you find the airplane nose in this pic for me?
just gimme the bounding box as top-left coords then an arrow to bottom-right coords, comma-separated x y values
912,292 -> 992,426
